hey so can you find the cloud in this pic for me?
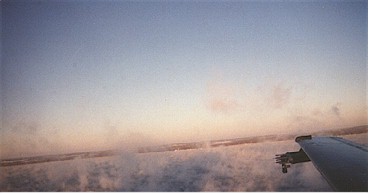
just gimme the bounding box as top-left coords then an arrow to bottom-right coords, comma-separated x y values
330,102 -> 341,117
207,97 -> 239,113
10,120 -> 41,135
287,114 -> 325,134
0,120 -> 66,158
101,120 -> 156,152
286,102 -> 346,134
205,72 -> 241,114
0,138 -> 338,191
269,83 -> 292,109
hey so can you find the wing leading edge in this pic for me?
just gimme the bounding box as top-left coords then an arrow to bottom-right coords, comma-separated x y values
276,135 -> 368,191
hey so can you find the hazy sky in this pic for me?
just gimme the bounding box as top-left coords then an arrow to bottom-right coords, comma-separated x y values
1,0 -> 368,157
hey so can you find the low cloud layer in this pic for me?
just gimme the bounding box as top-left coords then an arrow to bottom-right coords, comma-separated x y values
0,138 -> 339,191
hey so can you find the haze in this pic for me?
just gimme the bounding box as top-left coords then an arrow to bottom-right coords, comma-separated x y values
1,0 -> 367,158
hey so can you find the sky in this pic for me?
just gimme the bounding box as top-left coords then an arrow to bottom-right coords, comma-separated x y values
1,0 -> 368,158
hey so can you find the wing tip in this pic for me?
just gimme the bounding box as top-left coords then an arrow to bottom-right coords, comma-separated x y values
295,135 -> 312,143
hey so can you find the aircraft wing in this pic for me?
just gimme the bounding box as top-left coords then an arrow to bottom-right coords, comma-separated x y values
276,135 -> 368,191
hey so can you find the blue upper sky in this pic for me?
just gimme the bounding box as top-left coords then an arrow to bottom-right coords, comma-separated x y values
1,0 -> 367,158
